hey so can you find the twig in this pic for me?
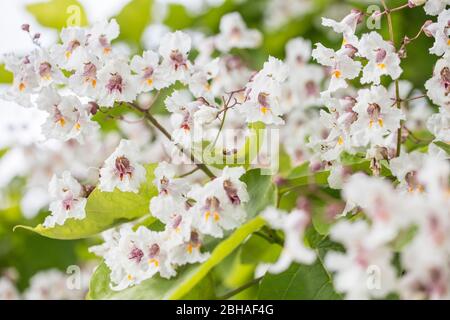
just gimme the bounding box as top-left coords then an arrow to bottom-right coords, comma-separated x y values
217,276 -> 264,300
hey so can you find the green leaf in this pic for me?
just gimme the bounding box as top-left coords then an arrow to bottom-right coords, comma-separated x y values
434,141 -> 450,156
0,64 -> 13,84
26,0 -> 88,29
88,216 -> 266,299
241,168 -> 277,218
163,4 -> 195,30
15,164 -> 158,240
257,260 -> 341,300
115,0 -> 153,45
239,234 -> 281,265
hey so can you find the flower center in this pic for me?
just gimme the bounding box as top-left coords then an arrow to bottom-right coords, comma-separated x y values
223,180 -> 241,205
39,62 -> 52,80
128,247 -> 144,263
106,73 -> 123,94
170,50 -> 187,71
115,156 -> 133,181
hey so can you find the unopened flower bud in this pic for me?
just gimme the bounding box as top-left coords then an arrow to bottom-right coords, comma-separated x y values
21,24 -> 30,32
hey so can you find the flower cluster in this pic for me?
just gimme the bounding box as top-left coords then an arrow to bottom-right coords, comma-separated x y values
90,163 -> 248,290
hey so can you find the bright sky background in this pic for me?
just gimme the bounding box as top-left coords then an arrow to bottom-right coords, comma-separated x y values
0,0 -> 223,55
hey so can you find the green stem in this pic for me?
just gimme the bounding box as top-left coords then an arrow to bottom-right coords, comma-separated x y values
217,276 -> 264,300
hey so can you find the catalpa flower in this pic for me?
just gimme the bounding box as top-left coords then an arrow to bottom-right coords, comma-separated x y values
33,50 -> 66,87
68,54 -> 102,99
50,26 -> 88,70
285,37 -> 312,67
169,229 -> 210,266
424,9 -> 450,56
425,56 -> 450,107
189,166 -> 248,238
350,85 -> 404,147
158,31 -> 192,84
312,43 -> 361,93
43,171 -> 87,228
97,59 -> 138,107
37,87 -> 99,143
87,19 -> 119,58
390,151 -> 427,193
2,53 -> 38,108
359,32 -> 402,85
424,0 -> 450,16
239,56 -> 288,125
99,139 -> 146,193
325,220 -> 397,300
427,107 -> 450,143
188,58 -> 220,103
215,12 -> 262,52
322,9 -> 364,46
130,50 -> 168,93
262,207 -> 316,274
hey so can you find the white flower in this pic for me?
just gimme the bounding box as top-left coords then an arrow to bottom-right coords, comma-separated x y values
321,9 -> 364,46
425,56 -> 450,107
97,59 -> 138,107
424,0 -> 450,16
158,31 -> 192,84
325,220 -> 397,300
37,87 -> 99,143
262,207 -> 316,273
43,171 -> 87,228
87,19 -> 120,58
390,151 -> 427,193
350,86 -> 404,147
68,54 -> 102,99
189,58 -> 219,103
424,9 -> 450,56
0,277 -> 20,300
149,162 -> 190,222
343,173 -> 415,246
130,50 -> 169,93
99,139 -> 146,193
427,107 -> 450,142
359,32 -> 402,85
189,166 -> 248,238
93,226 -> 176,290
2,54 -> 38,108
33,49 -> 66,87
239,57 -> 288,125
50,26 -> 88,70
215,12 -> 262,52
169,230 -> 210,266
312,43 -> 361,93
285,37 -> 312,67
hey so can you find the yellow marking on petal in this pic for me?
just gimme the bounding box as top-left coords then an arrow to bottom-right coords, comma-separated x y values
65,51 -> 72,59
378,118 -> 384,127
332,70 -> 342,78
175,227 -> 181,233
91,79 -> 97,88
18,82 -> 26,92
447,39 -> 450,46
42,75 -> 52,81
337,136 -> 344,145
58,118 -> 66,127
187,244 -> 193,254
103,47 -> 111,55
75,122 -> 81,130
377,63 -> 386,69
369,120 -> 374,128
148,258 -> 159,267
342,38 -> 347,46
205,211 -> 211,221
260,106 -> 269,114
146,78 -> 153,86
127,274 -> 133,280
213,211 -> 220,222
204,83 -> 211,92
